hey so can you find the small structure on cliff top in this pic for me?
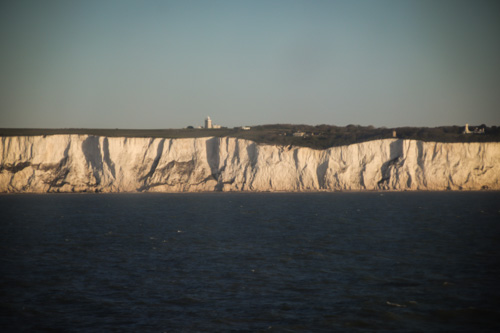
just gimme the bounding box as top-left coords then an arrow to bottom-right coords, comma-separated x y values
463,123 -> 471,134
463,123 -> 485,134
205,116 -> 212,129
204,116 -> 221,129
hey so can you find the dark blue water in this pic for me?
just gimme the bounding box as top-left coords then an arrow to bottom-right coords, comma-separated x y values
1,192 -> 499,332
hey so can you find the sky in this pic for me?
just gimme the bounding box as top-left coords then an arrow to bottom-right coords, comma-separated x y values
1,0 -> 499,129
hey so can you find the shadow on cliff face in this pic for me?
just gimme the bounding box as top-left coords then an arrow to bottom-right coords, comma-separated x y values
205,137 -> 220,178
82,136 -> 103,185
378,139 -> 404,189
0,161 -> 31,173
246,142 -> 257,168
416,140 -> 426,188
416,140 -> 424,166
48,142 -> 72,188
316,160 -> 329,189
141,139 -> 165,181
390,139 -> 404,160
102,137 -> 116,178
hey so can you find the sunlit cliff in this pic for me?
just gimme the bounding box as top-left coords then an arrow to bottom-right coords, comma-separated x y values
1,135 -> 499,192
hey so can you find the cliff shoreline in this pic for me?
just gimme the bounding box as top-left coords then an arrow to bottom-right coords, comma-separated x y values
1,135 -> 499,193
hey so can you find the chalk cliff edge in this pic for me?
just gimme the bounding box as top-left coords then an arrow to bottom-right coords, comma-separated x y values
1,135 -> 499,192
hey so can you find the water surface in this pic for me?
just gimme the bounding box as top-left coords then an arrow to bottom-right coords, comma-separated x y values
1,192 -> 499,332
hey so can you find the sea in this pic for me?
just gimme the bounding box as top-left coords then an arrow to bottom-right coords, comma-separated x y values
1,192 -> 499,332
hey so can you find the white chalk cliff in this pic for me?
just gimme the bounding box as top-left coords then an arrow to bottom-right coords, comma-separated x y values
1,135 -> 499,192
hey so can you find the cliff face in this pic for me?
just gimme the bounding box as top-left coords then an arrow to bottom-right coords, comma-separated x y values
1,135 -> 499,193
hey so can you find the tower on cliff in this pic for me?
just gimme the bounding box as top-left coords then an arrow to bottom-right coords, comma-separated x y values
205,116 -> 212,129
463,123 -> 471,134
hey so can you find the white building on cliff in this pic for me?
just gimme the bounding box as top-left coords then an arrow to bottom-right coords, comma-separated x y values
205,116 -> 212,129
205,116 -> 221,129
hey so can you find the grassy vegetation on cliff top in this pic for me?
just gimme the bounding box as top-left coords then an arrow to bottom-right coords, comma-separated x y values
1,124 -> 499,150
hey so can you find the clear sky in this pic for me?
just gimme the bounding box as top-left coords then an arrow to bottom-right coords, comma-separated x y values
1,0 -> 499,129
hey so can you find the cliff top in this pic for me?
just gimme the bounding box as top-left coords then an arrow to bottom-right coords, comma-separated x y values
1,124 -> 500,150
